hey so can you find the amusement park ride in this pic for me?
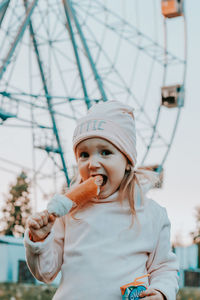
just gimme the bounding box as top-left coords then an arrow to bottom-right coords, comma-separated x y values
0,0 -> 186,206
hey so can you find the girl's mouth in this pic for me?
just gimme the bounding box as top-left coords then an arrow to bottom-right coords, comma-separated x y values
91,174 -> 107,186
101,175 -> 108,186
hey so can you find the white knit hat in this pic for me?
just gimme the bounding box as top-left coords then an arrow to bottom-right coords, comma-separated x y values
73,101 -> 137,166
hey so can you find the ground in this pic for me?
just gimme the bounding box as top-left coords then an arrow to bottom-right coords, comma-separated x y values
0,283 -> 199,299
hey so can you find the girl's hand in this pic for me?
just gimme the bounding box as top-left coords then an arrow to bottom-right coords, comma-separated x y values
139,288 -> 166,299
26,210 -> 56,242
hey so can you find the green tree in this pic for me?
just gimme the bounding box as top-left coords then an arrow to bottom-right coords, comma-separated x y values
0,171 -> 32,237
191,206 -> 200,241
191,206 -> 200,268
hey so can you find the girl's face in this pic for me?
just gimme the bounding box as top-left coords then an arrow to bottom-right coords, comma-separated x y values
76,138 -> 128,199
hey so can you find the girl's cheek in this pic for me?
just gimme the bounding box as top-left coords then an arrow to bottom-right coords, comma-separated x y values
78,163 -> 88,175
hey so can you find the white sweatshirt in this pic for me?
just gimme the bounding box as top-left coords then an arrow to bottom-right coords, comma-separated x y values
24,191 -> 179,300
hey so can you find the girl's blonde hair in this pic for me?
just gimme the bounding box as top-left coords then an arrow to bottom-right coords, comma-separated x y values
118,165 -> 159,225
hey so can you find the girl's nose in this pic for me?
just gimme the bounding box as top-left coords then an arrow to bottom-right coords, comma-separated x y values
88,155 -> 100,169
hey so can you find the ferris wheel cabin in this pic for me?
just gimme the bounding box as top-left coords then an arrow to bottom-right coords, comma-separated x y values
161,84 -> 184,108
161,0 -> 183,18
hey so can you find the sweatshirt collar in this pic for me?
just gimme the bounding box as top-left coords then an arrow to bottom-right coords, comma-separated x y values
99,183 -> 148,212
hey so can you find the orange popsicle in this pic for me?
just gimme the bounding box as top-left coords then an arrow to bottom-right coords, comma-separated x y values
47,175 -> 103,217
66,175 -> 103,205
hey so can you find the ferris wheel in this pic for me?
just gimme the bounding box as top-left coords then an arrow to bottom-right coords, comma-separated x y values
0,0 -> 187,204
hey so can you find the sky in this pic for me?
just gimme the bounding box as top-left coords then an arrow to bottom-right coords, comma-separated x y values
0,0 -> 199,245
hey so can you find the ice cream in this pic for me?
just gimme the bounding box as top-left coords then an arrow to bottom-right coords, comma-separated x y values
66,175 -> 103,205
47,194 -> 74,218
47,175 -> 103,217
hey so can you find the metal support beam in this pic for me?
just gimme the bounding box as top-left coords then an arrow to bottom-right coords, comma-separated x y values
0,0 -> 9,10
24,3 -> 70,186
65,0 -> 107,102
63,1 -> 91,109
0,0 -> 10,27
0,0 -> 38,80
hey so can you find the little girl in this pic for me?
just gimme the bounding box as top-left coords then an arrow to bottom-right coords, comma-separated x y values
24,101 -> 179,300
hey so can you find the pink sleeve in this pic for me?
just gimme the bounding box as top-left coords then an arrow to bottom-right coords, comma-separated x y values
146,208 -> 179,300
24,217 -> 65,283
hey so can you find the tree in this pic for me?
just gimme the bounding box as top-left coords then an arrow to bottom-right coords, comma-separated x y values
191,206 -> 200,241
191,206 -> 200,268
172,231 -> 185,248
0,171 -> 32,237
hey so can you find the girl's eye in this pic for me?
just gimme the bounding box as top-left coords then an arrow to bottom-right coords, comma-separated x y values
79,152 -> 89,158
101,149 -> 112,156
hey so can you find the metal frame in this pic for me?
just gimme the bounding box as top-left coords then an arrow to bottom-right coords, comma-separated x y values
0,0 -> 187,193
0,0 -> 10,27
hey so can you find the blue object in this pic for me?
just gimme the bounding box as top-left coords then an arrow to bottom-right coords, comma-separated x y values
129,285 -> 146,299
122,285 -> 146,300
